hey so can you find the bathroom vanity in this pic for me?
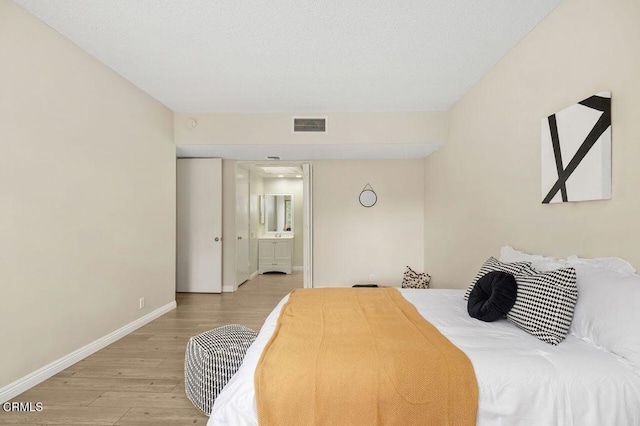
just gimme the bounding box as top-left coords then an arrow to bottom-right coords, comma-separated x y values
258,237 -> 293,274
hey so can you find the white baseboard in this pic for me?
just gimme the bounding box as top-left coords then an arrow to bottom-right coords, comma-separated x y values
222,285 -> 236,293
0,301 -> 177,404
249,271 -> 259,280
293,266 -> 304,272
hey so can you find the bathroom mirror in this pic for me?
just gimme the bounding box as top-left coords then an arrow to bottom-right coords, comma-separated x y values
264,194 -> 294,233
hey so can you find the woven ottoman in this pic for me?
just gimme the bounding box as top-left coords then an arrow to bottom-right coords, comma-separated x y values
184,324 -> 258,415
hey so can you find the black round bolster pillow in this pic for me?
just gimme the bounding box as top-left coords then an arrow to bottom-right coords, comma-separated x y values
467,270 -> 518,322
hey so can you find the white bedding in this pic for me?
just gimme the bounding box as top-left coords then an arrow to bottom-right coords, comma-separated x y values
208,289 -> 640,426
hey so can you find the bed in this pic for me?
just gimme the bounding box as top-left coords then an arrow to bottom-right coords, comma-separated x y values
207,253 -> 640,426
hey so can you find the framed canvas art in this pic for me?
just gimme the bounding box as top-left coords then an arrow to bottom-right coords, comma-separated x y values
541,91 -> 611,204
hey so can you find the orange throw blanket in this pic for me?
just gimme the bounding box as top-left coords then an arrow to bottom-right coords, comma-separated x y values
255,288 -> 478,425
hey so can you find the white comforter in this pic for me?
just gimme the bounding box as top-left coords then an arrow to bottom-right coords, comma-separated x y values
209,289 -> 640,426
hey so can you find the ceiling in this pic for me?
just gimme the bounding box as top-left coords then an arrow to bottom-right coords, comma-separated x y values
13,0 -> 562,113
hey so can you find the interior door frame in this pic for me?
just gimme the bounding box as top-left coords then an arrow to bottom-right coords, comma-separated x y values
302,163 -> 313,288
238,160 -> 313,289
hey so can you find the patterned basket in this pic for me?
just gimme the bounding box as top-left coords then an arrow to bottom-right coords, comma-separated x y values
184,324 -> 257,415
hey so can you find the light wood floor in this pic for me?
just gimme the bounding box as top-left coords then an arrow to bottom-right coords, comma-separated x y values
1,272 -> 302,425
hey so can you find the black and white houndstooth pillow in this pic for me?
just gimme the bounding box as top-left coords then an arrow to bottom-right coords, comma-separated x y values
401,266 -> 431,289
464,257 -> 535,300
507,267 -> 578,345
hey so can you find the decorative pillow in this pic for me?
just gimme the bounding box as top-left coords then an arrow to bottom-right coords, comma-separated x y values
506,267 -> 578,345
499,246 -> 568,272
570,264 -> 640,370
464,257 -> 534,300
401,266 -> 431,289
467,271 -> 517,322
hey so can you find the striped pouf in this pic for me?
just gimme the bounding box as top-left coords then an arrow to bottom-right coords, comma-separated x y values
184,324 -> 258,415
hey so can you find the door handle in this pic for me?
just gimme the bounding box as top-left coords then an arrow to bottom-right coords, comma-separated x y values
237,236 -> 243,240
214,237 -> 220,242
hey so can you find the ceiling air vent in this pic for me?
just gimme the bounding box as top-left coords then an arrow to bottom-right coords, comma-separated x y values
293,117 -> 327,133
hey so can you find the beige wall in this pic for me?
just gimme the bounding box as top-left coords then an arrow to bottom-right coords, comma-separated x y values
263,178 -> 304,268
314,160 -> 424,287
174,112 -> 445,145
424,0 -> 640,288
0,1 -> 176,388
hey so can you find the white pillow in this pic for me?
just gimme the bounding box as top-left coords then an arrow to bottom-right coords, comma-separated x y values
566,255 -> 636,275
499,246 -> 567,272
570,264 -> 640,370
500,246 -> 637,274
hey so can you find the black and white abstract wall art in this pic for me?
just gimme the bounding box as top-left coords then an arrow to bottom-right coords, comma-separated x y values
541,91 -> 611,204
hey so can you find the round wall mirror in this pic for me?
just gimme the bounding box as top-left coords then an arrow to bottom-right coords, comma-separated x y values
359,189 -> 377,207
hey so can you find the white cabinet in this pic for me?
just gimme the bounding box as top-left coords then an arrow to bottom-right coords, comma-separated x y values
259,238 -> 293,274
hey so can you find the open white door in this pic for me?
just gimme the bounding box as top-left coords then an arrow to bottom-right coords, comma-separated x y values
235,165 -> 250,286
177,158 -> 222,293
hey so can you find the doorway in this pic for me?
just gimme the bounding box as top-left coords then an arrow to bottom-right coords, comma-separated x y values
235,161 -> 312,290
